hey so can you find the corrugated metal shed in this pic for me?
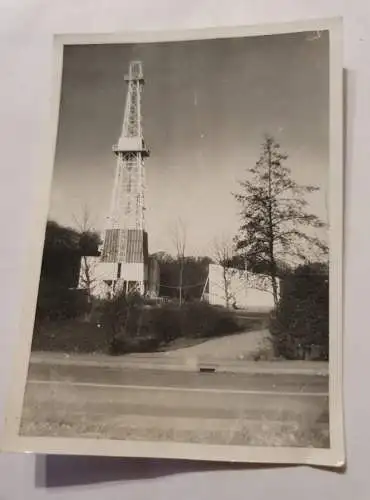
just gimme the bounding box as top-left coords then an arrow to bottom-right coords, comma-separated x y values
101,229 -> 148,264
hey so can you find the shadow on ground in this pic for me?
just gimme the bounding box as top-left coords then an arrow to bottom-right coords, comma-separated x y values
36,454 -> 294,487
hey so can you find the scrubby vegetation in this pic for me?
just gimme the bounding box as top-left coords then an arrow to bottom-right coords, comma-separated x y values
32,290 -> 245,355
31,219 -> 249,355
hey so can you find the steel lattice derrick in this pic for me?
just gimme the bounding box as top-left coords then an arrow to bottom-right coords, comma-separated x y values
101,61 -> 149,275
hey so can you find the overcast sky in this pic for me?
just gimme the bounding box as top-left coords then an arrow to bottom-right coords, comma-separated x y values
49,30 -> 329,257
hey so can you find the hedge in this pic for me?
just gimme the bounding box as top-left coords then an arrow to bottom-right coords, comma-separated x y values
269,263 -> 329,360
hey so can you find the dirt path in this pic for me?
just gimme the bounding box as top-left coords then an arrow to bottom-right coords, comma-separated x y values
165,329 -> 272,361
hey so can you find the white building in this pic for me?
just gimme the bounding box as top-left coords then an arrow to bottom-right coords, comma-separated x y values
206,263 -> 277,312
78,256 -> 160,300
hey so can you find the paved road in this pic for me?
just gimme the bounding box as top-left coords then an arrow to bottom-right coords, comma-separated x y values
21,360 -> 330,447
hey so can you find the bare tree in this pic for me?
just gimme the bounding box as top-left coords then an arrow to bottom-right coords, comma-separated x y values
170,218 -> 187,306
73,206 -> 101,305
212,235 -> 237,308
79,255 -> 98,303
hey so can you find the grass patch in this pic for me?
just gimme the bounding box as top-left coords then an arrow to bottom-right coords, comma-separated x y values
21,381 -> 329,449
20,407 -> 329,448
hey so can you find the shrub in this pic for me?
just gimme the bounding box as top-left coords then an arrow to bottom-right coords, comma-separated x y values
147,301 -> 242,342
101,298 -> 243,354
181,302 -> 236,338
147,304 -> 184,343
97,291 -> 149,353
108,335 -> 160,356
269,263 -> 329,360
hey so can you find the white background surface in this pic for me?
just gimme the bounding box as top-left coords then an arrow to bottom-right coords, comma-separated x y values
0,0 -> 367,497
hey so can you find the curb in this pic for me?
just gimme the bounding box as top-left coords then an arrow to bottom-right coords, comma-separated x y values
29,355 -> 328,377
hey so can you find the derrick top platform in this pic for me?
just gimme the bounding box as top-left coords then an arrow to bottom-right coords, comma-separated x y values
112,136 -> 150,157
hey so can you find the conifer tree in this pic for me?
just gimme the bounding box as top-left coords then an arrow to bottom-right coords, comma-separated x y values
234,135 -> 328,305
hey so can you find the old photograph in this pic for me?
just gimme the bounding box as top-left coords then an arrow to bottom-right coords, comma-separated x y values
3,20 -> 344,465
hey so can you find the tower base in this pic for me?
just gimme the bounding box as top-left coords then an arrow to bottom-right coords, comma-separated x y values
78,257 -> 159,300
